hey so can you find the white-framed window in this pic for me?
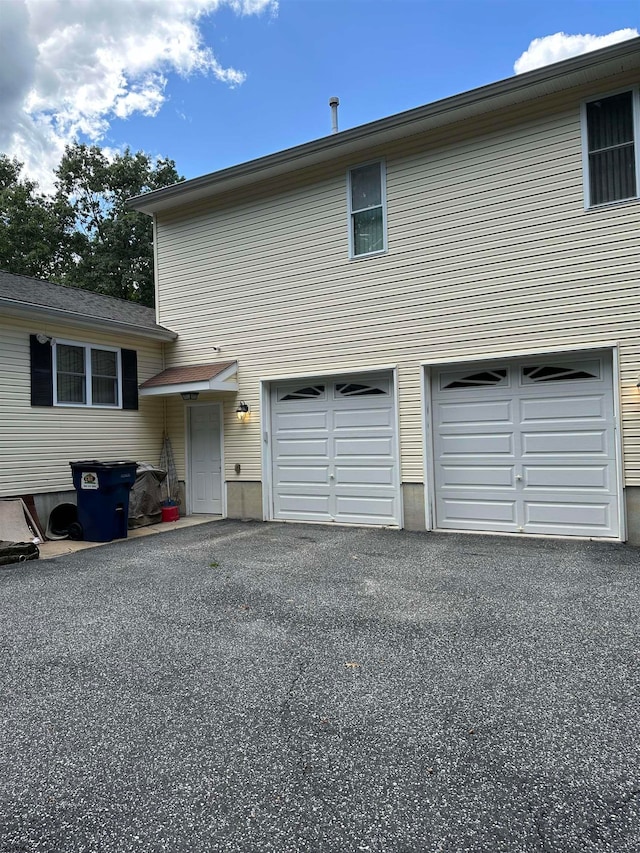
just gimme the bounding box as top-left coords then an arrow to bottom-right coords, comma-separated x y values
53,340 -> 122,408
582,88 -> 640,208
347,160 -> 387,258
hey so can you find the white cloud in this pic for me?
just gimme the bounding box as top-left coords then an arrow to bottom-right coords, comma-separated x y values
0,0 -> 277,192
514,28 -> 638,75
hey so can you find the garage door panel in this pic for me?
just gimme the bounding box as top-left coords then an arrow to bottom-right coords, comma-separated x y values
437,399 -> 513,425
334,437 -> 393,457
334,407 -> 393,429
440,433 -> 515,456
521,430 -> 608,456
439,498 -> 517,524
276,438 -> 329,458
524,465 -> 610,490
523,500 -> 612,530
276,465 -> 329,485
276,493 -> 332,519
432,354 -> 619,538
335,495 -> 397,523
520,395 -> 607,422
335,465 -> 395,486
440,465 -> 515,488
274,410 -> 328,431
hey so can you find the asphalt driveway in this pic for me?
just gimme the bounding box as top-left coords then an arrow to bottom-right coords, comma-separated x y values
0,521 -> 638,853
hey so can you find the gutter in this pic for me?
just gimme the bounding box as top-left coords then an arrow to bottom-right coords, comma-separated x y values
128,36 -> 640,215
1,298 -> 178,342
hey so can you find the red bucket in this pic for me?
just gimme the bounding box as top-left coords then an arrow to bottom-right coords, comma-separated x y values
161,504 -> 180,522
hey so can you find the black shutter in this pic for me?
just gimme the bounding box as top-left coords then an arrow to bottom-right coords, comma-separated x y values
30,335 -> 53,407
121,349 -> 138,410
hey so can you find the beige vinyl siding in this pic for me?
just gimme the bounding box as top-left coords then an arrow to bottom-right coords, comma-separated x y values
0,316 -> 165,496
153,73 -> 640,487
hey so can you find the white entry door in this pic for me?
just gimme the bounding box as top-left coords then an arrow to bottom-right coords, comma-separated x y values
431,353 -> 620,537
189,404 -> 222,514
270,374 -> 400,525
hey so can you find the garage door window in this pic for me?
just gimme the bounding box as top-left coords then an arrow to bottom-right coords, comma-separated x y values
440,368 -> 507,390
335,381 -> 388,397
521,362 -> 600,383
278,384 -> 326,401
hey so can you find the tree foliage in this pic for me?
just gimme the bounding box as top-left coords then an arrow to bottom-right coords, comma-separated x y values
0,144 -> 182,306
0,155 -> 75,281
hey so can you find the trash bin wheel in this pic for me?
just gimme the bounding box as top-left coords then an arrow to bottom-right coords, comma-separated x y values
68,521 -> 83,541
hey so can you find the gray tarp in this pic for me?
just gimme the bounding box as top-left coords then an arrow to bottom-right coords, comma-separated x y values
128,463 -> 167,528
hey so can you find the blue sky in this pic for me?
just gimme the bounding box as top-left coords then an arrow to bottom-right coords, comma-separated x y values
2,0 -> 639,190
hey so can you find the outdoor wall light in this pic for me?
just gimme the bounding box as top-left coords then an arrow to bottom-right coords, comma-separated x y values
36,333 -> 53,345
236,401 -> 250,422
181,391 -> 199,401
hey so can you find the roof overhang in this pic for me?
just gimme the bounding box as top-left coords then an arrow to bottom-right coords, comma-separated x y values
128,37 -> 640,216
0,297 -> 178,342
139,361 -> 238,396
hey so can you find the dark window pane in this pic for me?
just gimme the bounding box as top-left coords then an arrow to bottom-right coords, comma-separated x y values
353,208 -> 384,255
92,376 -> 118,405
56,344 -> 86,403
57,344 -> 84,374
57,374 -> 86,403
91,349 -> 117,377
587,92 -> 634,151
589,146 -> 636,205
350,163 -> 381,210
90,349 -> 118,405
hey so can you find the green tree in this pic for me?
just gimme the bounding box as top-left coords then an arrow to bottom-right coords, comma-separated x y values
54,144 -> 182,306
0,155 -> 75,280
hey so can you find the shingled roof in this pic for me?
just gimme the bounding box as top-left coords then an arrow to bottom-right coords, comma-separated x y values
0,270 -> 176,341
140,362 -> 237,388
139,361 -> 238,396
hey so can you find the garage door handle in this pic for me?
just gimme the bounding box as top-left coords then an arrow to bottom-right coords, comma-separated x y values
516,474 -> 522,481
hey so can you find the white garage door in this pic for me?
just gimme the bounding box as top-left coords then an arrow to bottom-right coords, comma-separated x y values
431,354 -> 620,537
270,374 -> 400,525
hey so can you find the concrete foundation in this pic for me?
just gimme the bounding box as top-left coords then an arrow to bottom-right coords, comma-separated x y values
625,486 -> 640,546
401,483 -> 426,531
226,481 -> 263,521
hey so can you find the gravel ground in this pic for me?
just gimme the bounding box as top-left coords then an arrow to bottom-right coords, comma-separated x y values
0,520 -> 639,853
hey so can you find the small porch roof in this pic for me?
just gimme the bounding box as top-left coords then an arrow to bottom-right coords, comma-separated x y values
139,361 -> 238,396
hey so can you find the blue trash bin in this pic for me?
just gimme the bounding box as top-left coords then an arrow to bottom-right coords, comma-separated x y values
69,460 -> 138,542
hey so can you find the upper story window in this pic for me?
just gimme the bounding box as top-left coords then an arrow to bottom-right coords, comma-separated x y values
54,341 -> 121,407
583,89 -> 640,207
347,160 -> 387,258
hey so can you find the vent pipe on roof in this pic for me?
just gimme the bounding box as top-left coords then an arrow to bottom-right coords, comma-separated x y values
329,96 -> 339,133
